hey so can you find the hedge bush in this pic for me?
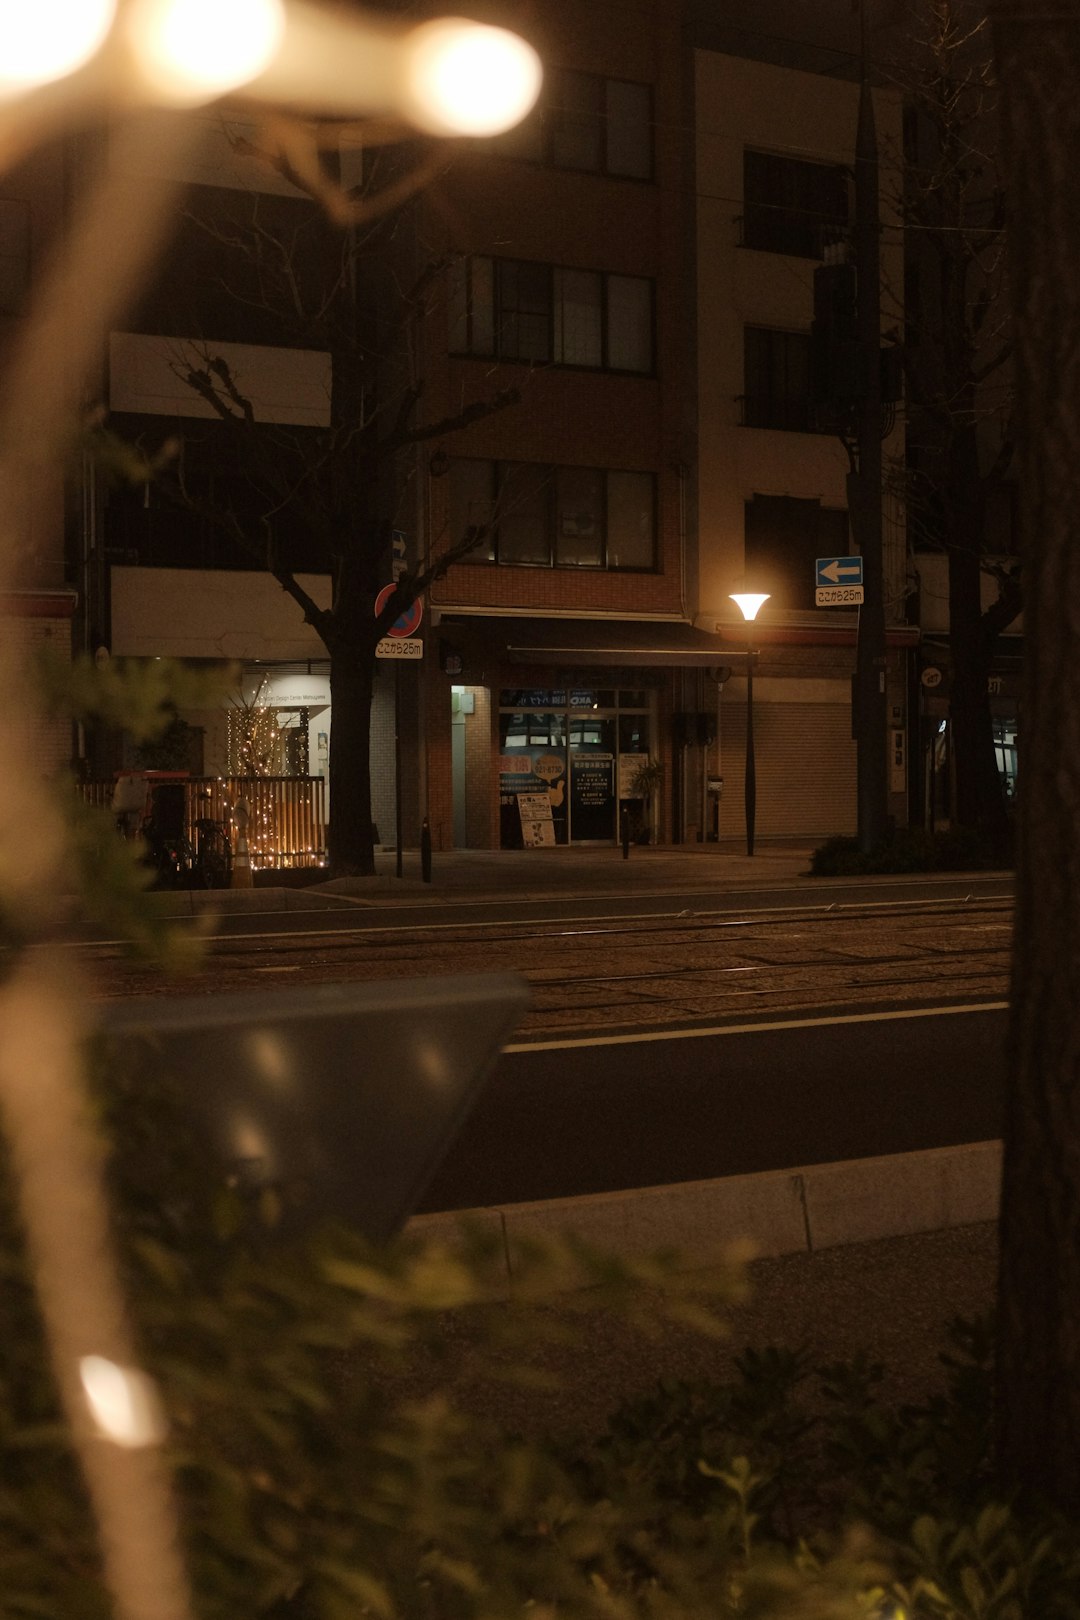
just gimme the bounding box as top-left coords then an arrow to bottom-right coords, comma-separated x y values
810,824 -> 1015,877
2,1059 -> 1077,1620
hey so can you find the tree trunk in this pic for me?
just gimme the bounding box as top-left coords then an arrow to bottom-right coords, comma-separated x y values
327,645 -> 378,878
947,542 -> 1009,847
991,0 -> 1080,1510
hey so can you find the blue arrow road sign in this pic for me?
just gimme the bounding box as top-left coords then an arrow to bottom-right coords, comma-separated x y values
816,555 -> 863,587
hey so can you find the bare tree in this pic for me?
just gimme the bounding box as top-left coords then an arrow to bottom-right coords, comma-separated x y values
122,124 -> 517,877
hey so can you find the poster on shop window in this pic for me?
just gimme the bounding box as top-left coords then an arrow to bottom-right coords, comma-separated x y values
497,751 -> 567,846
570,753 -> 616,841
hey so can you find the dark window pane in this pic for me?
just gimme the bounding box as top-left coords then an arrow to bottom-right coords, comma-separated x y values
497,462 -> 552,563
496,259 -> 551,362
743,149 -> 849,259
743,327 -> 816,431
607,275 -> 653,372
554,268 -> 602,366
745,494 -> 852,611
550,69 -> 603,171
606,80 -> 652,178
470,256 -> 495,354
555,466 -> 603,566
607,471 -> 655,568
490,104 -> 544,162
449,459 -> 495,558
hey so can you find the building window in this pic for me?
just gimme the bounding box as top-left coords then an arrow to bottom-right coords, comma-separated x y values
743,149 -> 849,259
451,256 -> 653,374
744,494 -> 850,611
742,326 -> 817,432
0,198 -> 30,316
449,459 -> 656,570
491,69 -> 653,180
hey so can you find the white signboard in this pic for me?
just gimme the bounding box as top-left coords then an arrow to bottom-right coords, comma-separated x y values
376,637 -> 423,660
517,792 -> 555,848
815,585 -> 865,606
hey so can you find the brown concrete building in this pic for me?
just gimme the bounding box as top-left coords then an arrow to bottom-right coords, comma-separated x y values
413,0 -> 700,849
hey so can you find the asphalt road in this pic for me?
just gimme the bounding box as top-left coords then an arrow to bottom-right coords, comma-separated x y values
417,1003 -> 1006,1211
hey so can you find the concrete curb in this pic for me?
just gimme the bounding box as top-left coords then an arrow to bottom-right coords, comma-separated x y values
406,1140 -> 1002,1290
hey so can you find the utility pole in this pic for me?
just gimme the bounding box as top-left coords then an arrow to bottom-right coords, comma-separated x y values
851,7 -> 889,853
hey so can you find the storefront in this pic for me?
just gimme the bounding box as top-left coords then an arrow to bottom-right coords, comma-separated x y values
496,687 -> 655,847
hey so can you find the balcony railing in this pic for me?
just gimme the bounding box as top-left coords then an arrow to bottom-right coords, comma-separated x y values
80,775 -> 328,869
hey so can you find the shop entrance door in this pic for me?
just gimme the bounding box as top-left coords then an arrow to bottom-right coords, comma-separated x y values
498,689 -> 654,847
569,714 -> 617,841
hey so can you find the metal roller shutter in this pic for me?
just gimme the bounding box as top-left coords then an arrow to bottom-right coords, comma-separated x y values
715,699 -> 856,839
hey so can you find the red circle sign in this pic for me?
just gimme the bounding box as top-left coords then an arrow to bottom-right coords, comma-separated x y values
375,584 -> 423,638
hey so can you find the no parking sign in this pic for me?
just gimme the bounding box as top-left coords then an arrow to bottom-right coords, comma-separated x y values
374,583 -> 424,638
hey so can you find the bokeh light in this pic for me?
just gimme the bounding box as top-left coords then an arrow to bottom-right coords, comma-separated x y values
402,19 -> 542,137
127,0 -> 286,102
0,0 -> 116,92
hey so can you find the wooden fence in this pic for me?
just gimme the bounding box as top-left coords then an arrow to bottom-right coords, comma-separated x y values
80,775 -> 328,869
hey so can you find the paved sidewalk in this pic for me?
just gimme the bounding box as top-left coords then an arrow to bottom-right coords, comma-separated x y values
153,841 -> 824,914
148,840 -> 1012,915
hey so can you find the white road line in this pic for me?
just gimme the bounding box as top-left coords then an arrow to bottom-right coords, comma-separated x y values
503,1000 -> 1008,1053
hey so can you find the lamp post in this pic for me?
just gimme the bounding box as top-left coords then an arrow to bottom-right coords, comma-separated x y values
729,592 -> 769,856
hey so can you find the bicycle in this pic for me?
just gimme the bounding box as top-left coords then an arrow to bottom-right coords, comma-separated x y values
191,810 -> 233,889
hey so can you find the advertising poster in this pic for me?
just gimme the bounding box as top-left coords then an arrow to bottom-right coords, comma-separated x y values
497,750 -> 567,846
570,752 -> 615,841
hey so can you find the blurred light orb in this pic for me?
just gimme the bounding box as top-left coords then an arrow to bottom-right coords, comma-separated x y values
128,0 -> 285,101
403,19 -> 542,137
0,0 -> 116,89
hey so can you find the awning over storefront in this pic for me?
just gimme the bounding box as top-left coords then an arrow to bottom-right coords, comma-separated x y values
435,612 -> 920,669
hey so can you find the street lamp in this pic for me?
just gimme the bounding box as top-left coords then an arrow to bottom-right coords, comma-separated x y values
729,592 -> 770,856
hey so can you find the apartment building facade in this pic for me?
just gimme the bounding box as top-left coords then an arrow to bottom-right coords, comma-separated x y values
692,49 -> 915,842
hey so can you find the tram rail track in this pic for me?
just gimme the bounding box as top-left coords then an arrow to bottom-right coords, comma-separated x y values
86,894 -> 1014,1034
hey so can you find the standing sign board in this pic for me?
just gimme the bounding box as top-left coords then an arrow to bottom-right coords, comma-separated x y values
815,556 -> 864,606
517,792 -> 555,847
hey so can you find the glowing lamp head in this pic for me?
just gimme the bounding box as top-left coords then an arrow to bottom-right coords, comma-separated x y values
402,19 -> 542,137
126,0 -> 286,103
729,592 -> 770,623
0,0 -> 116,92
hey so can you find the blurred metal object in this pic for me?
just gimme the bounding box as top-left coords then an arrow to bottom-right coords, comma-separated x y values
100,974 -> 529,1243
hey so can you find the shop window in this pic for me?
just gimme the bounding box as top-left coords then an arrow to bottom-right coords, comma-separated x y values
744,494 -> 850,611
492,69 -> 652,180
743,149 -> 849,259
450,460 -> 657,571
742,326 -> 817,432
451,256 -> 652,373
